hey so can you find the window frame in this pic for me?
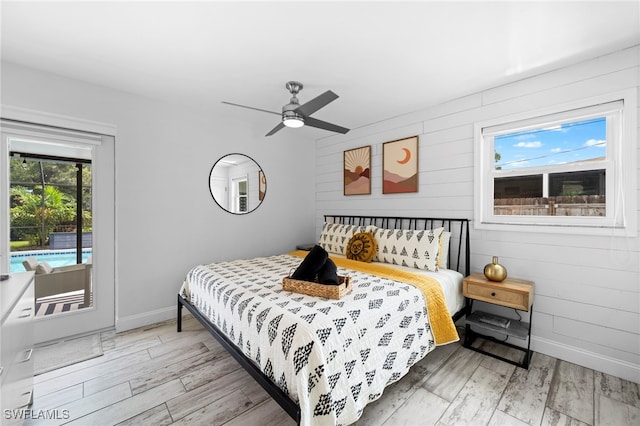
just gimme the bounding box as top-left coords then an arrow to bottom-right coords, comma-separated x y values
474,89 -> 637,236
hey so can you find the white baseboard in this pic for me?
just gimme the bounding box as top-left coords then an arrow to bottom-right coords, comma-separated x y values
116,306 -> 176,333
532,336 -> 640,383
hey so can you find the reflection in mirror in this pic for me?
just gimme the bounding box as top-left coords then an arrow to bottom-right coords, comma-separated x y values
209,154 -> 266,214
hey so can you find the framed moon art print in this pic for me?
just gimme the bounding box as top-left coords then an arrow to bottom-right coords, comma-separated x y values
343,145 -> 371,195
382,135 -> 419,194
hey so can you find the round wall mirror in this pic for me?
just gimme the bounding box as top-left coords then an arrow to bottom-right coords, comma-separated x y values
209,154 -> 266,214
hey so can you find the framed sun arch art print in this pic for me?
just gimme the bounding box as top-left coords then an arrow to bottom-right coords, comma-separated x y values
383,135 -> 418,194
344,145 -> 371,195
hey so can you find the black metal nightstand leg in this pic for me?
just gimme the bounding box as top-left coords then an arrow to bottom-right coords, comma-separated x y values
463,299 -> 534,369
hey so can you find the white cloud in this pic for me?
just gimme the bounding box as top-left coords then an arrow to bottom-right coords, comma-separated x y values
550,147 -> 563,153
542,125 -> 568,133
584,138 -> 606,148
514,141 -> 542,148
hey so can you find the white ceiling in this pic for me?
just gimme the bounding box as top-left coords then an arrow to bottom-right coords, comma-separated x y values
2,1 -> 639,138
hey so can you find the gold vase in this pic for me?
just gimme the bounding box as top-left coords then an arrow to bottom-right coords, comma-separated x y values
484,256 -> 507,282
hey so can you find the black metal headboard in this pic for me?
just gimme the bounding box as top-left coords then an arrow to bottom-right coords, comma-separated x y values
324,214 -> 470,277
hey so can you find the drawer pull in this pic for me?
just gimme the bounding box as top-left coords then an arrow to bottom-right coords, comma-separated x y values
18,308 -> 32,318
491,292 -> 496,297
21,348 -> 33,363
18,390 -> 33,407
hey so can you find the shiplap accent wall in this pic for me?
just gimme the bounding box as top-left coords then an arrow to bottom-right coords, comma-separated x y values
315,46 -> 640,383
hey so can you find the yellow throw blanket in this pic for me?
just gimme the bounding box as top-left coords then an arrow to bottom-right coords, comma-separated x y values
289,251 -> 459,345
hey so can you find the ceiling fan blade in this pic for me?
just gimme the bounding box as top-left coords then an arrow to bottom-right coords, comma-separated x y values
221,101 -> 281,116
265,122 -> 285,136
294,90 -> 339,117
304,117 -> 350,134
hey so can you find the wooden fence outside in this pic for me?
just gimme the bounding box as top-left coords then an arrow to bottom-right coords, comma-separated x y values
494,195 -> 605,216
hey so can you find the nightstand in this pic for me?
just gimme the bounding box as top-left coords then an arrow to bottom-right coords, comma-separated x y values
462,273 -> 534,368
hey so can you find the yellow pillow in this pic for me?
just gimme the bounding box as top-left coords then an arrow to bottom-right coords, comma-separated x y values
346,232 -> 377,263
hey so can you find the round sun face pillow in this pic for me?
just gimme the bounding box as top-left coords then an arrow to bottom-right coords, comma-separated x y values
346,232 -> 377,262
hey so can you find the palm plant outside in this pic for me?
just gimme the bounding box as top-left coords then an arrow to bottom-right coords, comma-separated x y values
9,158 -> 92,250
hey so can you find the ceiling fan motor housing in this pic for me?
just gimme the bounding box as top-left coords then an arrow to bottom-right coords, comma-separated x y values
282,107 -> 304,127
282,84 -> 304,126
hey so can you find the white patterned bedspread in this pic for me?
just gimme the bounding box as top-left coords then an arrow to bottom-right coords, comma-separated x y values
183,254 -> 438,426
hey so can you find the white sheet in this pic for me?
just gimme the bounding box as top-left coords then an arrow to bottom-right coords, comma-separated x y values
391,267 -> 464,315
330,254 -> 465,316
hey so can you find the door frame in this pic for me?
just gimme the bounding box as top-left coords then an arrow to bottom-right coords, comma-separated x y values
1,105 -> 117,343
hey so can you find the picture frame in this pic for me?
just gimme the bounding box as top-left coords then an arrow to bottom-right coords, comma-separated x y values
343,145 -> 371,195
258,170 -> 266,201
382,136 -> 419,194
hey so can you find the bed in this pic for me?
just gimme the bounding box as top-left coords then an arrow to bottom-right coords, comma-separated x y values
177,215 -> 470,425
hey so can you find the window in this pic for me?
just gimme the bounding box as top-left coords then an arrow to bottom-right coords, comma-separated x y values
475,91 -> 636,234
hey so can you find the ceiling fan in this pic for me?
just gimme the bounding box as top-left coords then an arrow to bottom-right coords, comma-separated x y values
222,81 -> 350,137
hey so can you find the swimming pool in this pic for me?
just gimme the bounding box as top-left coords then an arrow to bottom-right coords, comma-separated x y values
10,249 -> 92,272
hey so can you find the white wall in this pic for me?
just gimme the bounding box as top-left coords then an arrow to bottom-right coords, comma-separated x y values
315,47 -> 640,383
1,61 -> 317,331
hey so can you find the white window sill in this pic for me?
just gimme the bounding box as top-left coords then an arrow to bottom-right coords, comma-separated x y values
474,220 -> 634,237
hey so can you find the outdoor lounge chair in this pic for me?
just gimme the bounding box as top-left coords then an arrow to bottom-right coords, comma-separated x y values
22,257 -> 92,307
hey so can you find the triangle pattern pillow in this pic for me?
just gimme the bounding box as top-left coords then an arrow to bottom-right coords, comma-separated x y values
371,227 -> 445,271
437,231 -> 451,269
318,222 -> 367,256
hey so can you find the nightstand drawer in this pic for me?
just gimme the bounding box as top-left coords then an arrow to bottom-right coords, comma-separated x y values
462,273 -> 534,311
465,283 -> 528,310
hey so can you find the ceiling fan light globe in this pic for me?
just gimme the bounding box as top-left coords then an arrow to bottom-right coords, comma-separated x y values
283,116 -> 304,128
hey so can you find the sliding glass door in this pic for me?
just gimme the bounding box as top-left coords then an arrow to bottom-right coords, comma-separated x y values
1,118 -> 115,343
9,153 -> 93,315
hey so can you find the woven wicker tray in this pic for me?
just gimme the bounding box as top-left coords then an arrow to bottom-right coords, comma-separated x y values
282,275 -> 351,300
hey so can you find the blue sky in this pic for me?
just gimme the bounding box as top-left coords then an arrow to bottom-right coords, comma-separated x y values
494,117 -> 606,170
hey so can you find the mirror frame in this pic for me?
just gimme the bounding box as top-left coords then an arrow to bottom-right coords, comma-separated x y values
209,153 -> 266,215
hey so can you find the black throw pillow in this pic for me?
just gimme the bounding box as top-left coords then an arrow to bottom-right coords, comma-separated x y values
291,245 -> 328,281
317,258 -> 339,285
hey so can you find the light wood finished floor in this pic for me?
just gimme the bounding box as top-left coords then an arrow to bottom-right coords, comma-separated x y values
26,315 -> 639,425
